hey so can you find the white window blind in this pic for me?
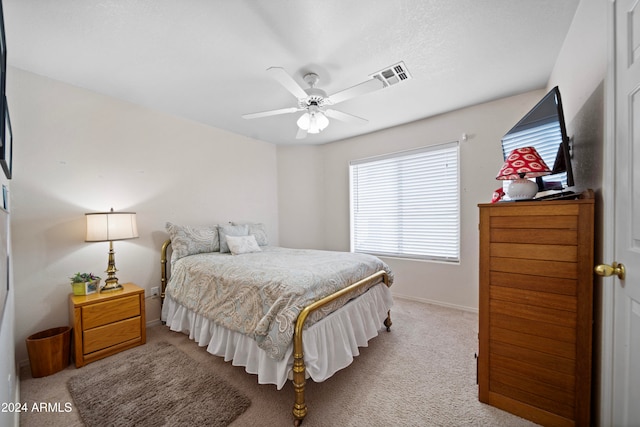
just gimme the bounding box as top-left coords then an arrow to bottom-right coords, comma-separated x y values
349,142 -> 460,262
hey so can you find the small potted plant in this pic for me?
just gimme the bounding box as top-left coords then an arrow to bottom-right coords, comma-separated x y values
70,272 -> 101,296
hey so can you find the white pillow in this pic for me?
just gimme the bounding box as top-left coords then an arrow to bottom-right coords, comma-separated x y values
218,224 -> 249,253
225,235 -> 262,255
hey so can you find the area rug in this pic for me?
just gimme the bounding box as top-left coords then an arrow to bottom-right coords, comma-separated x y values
67,341 -> 251,426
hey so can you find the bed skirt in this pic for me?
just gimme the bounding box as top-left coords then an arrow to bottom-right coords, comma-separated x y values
161,282 -> 393,389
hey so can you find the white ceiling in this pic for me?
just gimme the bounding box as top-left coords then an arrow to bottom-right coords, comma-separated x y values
3,0 -> 580,145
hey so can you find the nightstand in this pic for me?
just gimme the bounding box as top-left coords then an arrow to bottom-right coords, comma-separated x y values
69,282 -> 146,367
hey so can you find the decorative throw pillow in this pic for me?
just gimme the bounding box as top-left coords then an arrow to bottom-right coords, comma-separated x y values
218,224 -> 249,253
226,235 -> 262,255
166,222 -> 219,263
248,223 -> 269,246
231,222 -> 269,246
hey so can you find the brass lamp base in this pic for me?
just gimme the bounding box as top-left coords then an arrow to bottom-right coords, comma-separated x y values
100,281 -> 123,293
100,241 -> 124,293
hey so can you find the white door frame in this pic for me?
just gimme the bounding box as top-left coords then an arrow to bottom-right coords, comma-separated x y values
600,0 -> 620,424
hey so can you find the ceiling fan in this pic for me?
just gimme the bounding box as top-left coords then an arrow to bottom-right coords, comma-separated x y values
242,67 -> 384,139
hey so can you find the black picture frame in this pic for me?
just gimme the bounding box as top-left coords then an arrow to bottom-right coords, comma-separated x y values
0,0 -> 6,97
0,0 -> 6,179
0,96 -> 11,179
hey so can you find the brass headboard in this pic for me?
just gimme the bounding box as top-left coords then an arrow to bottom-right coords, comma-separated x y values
160,239 -> 171,302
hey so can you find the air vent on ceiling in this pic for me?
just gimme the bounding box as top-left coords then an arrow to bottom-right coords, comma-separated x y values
369,61 -> 412,88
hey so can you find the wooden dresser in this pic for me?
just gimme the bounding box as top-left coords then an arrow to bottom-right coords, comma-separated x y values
478,198 -> 594,427
69,282 -> 146,367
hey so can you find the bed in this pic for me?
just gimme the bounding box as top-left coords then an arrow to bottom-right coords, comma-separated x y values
160,222 -> 394,425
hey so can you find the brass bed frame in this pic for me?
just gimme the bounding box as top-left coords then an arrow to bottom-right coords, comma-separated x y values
160,239 -> 392,426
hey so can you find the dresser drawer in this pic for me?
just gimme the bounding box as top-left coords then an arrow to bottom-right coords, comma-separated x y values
83,317 -> 141,354
82,295 -> 140,329
478,200 -> 595,426
70,283 -> 146,367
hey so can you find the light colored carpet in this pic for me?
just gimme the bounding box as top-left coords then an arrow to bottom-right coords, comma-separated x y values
67,341 -> 250,426
19,297 -> 539,426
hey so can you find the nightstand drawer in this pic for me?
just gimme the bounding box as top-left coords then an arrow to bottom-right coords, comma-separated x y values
82,295 -> 140,329
70,283 -> 146,367
83,317 -> 141,354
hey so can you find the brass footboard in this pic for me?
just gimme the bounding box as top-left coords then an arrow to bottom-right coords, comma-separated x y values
291,270 -> 391,426
160,239 -> 171,303
159,239 -> 392,426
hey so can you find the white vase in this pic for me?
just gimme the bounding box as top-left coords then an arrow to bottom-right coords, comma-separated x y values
506,178 -> 538,200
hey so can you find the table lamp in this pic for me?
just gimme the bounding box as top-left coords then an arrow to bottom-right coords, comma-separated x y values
85,208 -> 139,292
496,147 -> 550,200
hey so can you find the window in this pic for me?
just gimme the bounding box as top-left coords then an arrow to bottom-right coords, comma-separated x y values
349,142 -> 460,262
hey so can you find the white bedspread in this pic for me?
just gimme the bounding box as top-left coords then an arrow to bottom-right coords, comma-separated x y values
162,282 -> 393,389
165,246 -> 394,360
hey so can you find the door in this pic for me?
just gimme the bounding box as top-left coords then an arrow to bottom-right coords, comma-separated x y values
607,0 -> 640,425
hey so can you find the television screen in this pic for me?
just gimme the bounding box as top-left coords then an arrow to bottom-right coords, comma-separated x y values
501,86 -> 574,191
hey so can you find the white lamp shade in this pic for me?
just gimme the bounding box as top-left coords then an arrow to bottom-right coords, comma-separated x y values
310,111 -> 329,133
296,106 -> 329,134
85,211 -> 139,242
296,113 -> 310,130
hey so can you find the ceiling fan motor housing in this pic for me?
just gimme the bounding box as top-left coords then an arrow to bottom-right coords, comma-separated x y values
300,72 -> 329,107
300,93 -> 326,108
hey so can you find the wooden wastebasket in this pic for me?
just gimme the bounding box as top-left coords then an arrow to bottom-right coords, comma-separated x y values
26,326 -> 71,378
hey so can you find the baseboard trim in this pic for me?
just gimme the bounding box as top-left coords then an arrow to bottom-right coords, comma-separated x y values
391,293 -> 478,314
146,319 -> 162,328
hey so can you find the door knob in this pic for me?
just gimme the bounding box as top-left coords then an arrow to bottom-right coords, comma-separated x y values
594,262 -> 626,280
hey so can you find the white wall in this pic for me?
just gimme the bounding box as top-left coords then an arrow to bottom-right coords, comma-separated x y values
0,73 -> 16,427
278,90 -> 546,311
8,68 -> 280,364
547,0 -> 607,197
5,0 -> 608,379
277,0 -> 608,313
548,0 -> 607,126
0,251 -> 16,427
546,0 -> 608,424
277,145 -> 324,249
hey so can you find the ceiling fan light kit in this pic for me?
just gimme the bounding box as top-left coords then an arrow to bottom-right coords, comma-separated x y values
242,66 -> 390,139
296,105 -> 329,134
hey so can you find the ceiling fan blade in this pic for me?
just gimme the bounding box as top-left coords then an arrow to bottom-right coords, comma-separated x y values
295,127 -> 308,139
326,78 -> 384,105
242,107 -> 301,120
267,67 -> 308,99
325,109 -> 368,125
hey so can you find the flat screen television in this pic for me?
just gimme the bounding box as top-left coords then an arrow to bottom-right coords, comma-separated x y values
501,86 -> 574,192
